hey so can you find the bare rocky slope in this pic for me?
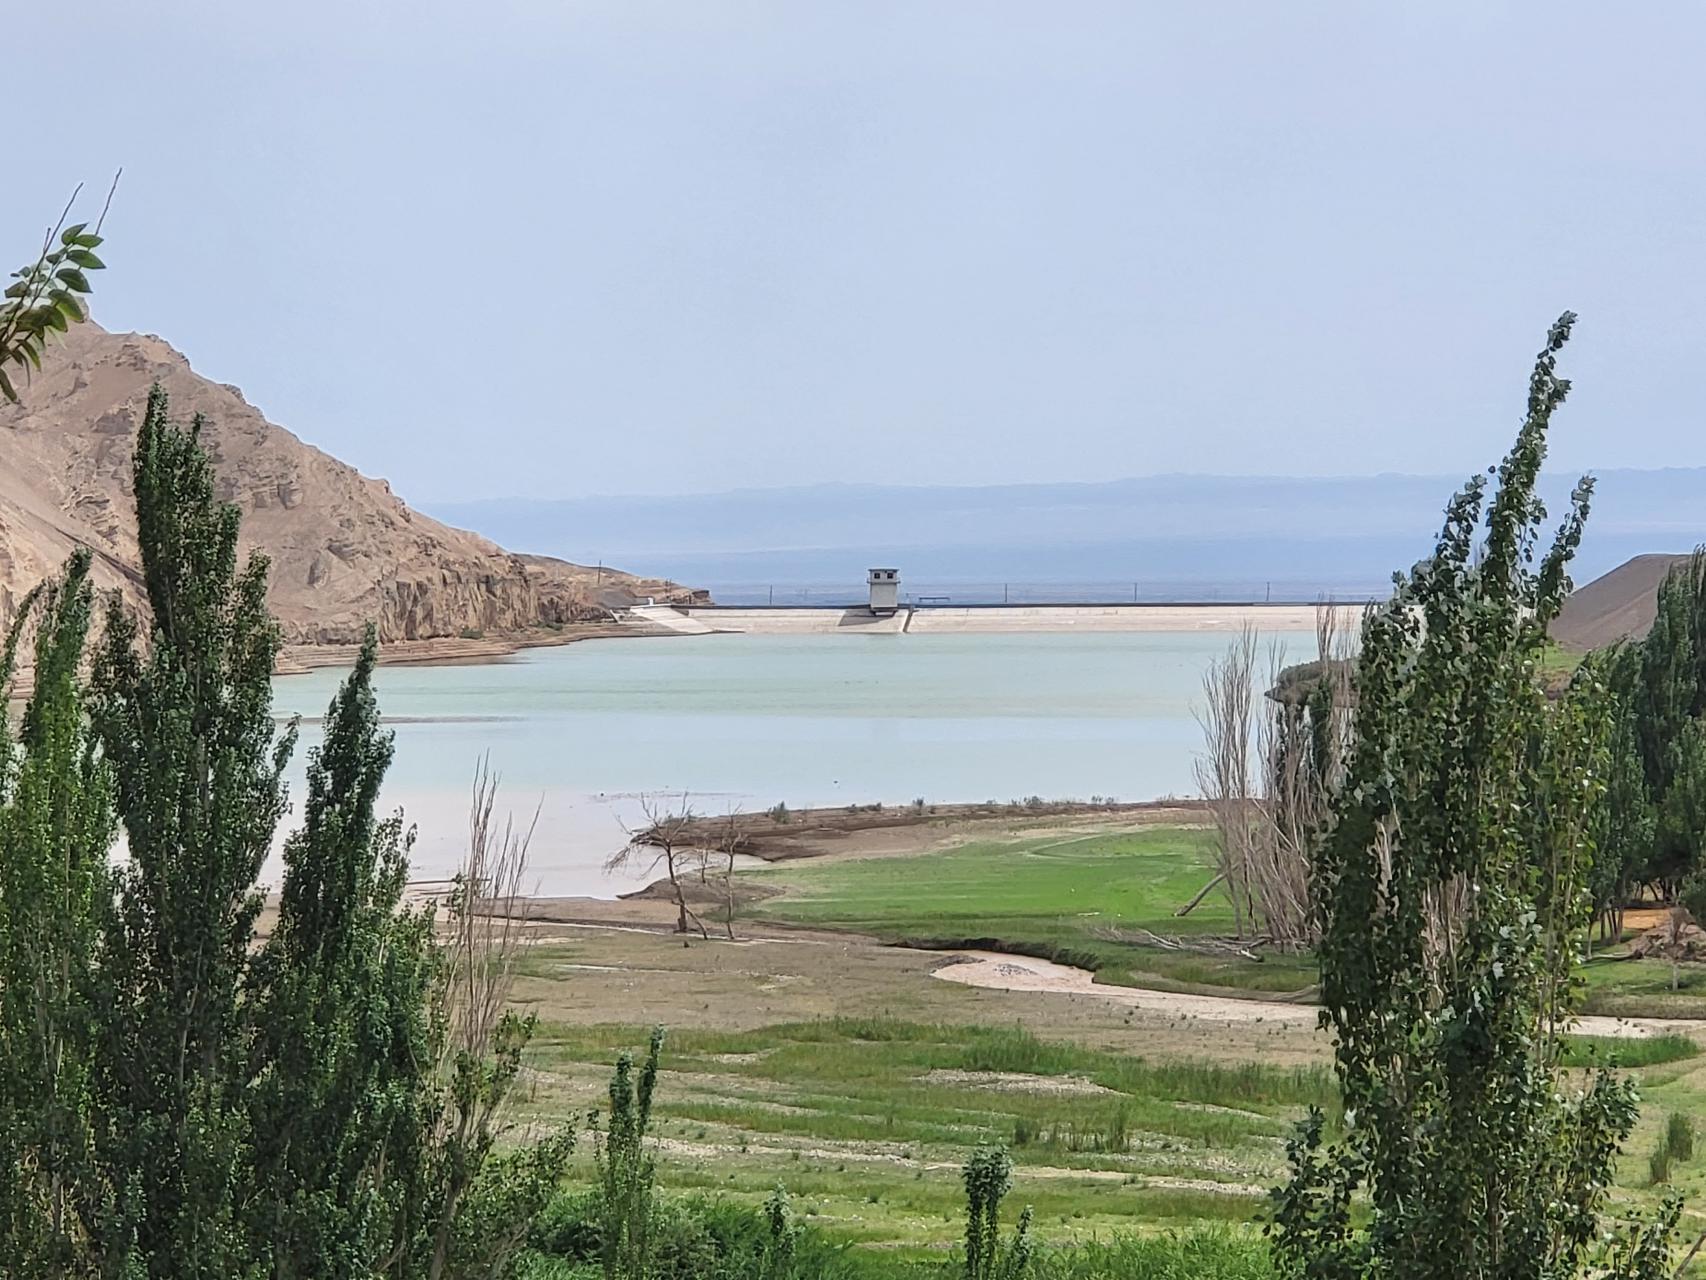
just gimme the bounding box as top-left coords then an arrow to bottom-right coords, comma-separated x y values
0,322 -> 700,649
1551,554 -> 1691,651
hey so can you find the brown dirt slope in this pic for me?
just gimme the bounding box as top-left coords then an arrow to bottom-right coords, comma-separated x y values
0,322 -> 700,646
1552,554 -> 1690,651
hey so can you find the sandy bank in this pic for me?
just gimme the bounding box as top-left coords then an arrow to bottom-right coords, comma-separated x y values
627,798 -> 1210,864
932,950 -> 1703,1041
273,621 -> 679,674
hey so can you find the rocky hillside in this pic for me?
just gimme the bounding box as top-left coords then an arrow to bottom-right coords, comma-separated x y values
0,322 -> 699,648
1551,553 -> 1690,651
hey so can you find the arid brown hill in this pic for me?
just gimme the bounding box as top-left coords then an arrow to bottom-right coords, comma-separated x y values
1551,553 -> 1693,651
0,322 -> 698,647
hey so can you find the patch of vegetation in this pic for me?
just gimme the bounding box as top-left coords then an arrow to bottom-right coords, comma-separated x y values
516,1019 -> 1333,1253
1649,1111 -> 1696,1186
515,1194 -> 1274,1279
1560,1033 -> 1700,1068
748,829 -> 1317,995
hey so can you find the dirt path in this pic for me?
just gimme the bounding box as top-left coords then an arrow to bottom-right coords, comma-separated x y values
931,951 -> 1706,1041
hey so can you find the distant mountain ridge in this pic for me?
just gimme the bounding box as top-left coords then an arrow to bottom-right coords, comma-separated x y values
428,470 -> 1706,604
0,322 -> 696,648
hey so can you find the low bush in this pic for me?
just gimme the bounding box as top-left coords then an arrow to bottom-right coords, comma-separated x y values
1025,1229 -> 1271,1278
1650,1110 -> 1696,1186
1559,1032 -> 1699,1068
521,1193 -> 872,1279
521,1196 -> 1270,1280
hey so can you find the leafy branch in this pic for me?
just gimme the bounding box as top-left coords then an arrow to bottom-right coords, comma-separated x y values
0,175 -> 118,402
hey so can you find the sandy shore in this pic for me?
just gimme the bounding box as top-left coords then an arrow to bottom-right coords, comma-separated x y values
273,621 -> 680,674
932,950 -> 1702,1041
626,799 -> 1211,864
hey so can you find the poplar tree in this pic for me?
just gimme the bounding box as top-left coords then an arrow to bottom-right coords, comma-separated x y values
90,382 -> 296,1278
245,629 -> 438,1279
1269,315 -> 1678,1279
0,552 -> 116,1278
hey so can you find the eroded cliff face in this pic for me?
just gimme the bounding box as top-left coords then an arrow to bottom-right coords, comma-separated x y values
0,322 -> 698,645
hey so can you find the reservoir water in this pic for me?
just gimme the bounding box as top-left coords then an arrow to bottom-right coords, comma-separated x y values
269,629 -> 1312,897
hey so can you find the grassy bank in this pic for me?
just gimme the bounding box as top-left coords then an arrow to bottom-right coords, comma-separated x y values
744,824 -> 1706,1015
746,828 -> 1316,995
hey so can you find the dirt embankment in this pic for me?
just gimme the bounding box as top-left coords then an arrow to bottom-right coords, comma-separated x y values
273,621 -> 680,673
631,799 -> 1212,864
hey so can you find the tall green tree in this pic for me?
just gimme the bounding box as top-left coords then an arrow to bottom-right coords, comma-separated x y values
0,553 -> 117,1278
594,1029 -> 663,1280
245,629 -> 438,1279
1269,314 -> 1677,1279
1581,666 -> 1655,946
1591,550 -> 1706,904
90,383 -> 296,1278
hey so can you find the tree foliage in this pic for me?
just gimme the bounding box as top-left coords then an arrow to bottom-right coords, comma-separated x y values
961,1146 -> 1032,1280
1268,314 -> 1678,1279
1589,550 -> 1706,914
0,188 -> 110,402
91,383 -> 295,1277
593,1028 -> 664,1280
0,554 -> 116,1278
0,379 -> 570,1277
245,629 -> 438,1279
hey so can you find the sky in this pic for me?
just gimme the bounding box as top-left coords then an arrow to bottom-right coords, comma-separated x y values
7,2 -> 1706,502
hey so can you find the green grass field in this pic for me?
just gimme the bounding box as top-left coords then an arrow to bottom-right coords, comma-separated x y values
513,822 -> 1706,1263
747,824 -> 1706,1015
748,828 -> 1317,994
513,1015 -> 1706,1267
519,1017 -> 1329,1258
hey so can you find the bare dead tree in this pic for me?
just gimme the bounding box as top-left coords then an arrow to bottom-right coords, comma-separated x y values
1189,605 -> 1357,950
442,758 -> 538,1060
715,808 -> 745,941
607,793 -> 710,939
1250,602 -> 1356,949
1193,625 -> 1260,937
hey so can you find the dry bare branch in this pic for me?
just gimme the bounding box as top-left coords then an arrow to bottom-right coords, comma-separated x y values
608,793 -> 711,939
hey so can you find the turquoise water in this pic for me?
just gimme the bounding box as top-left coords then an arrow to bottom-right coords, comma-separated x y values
269,630 -> 1309,897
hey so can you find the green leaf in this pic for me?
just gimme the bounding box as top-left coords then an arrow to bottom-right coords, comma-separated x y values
38,305 -> 67,333
55,293 -> 84,323
55,267 -> 91,293
71,233 -> 103,249
3,281 -> 27,300
66,249 -> 104,271
0,368 -> 15,402
59,222 -> 87,245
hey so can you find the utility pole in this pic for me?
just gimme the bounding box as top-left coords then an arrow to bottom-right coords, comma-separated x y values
768,585 -> 774,606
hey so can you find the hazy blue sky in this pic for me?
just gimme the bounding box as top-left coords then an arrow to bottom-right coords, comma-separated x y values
8,3 -> 1705,500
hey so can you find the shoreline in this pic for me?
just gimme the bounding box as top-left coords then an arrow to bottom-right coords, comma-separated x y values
273,620 -> 681,674
622,797 -> 1211,864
